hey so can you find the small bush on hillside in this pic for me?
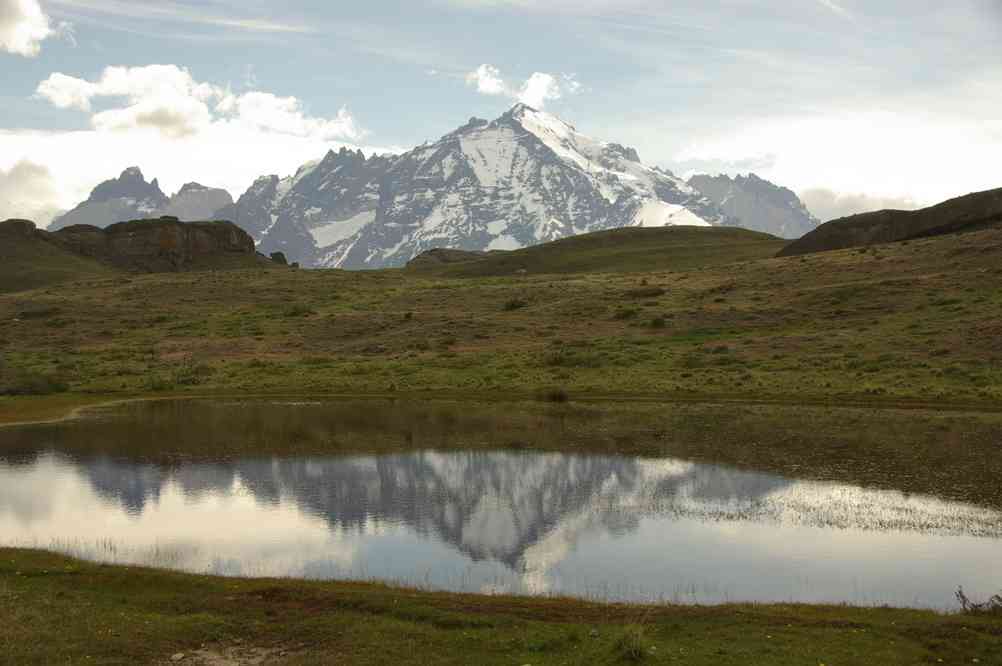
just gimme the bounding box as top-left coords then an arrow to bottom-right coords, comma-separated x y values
614,625 -> 648,662
537,387 -> 570,403
545,349 -> 605,368
282,304 -> 315,318
649,317 -> 667,329
0,369 -> 69,396
613,308 -> 640,320
503,299 -> 528,311
625,287 -> 666,299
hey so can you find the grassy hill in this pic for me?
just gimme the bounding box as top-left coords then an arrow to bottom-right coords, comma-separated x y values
407,226 -> 788,277
779,186 -> 1002,257
1,221 -> 1000,407
0,219 -> 118,294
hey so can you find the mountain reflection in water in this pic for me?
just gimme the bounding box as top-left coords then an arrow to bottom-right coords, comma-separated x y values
1,448 -> 1000,608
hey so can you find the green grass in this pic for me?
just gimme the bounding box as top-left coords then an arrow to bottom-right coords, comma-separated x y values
0,226 -> 117,293
407,226 -> 789,277
2,225 -> 1000,407
2,549 -> 1000,665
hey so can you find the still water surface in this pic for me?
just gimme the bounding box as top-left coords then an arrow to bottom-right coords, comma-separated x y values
1,400 -> 999,608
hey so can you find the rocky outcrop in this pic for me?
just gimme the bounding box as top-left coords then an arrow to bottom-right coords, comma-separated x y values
51,217 -> 258,272
4,216 -> 268,275
778,187 -> 1002,257
0,218 -> 39,238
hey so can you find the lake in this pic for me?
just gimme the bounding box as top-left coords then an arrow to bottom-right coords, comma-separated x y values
1,398 -> 1000,609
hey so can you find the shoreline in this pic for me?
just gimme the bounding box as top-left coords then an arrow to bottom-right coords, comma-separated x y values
2,548 -> 998,665
3,388 -> 1002,430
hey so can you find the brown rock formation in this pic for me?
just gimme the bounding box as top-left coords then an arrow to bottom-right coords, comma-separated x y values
51,217 -> 259,272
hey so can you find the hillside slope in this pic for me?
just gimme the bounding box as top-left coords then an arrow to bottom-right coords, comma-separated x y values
0,219 -> 117,293
407,226 -> 787,277
2,223 -> 1000,405
1,217 -> 274,293
779,187 -> 1002,257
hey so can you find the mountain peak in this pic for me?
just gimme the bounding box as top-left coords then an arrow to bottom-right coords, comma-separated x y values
87,166 -> 166,205
505,102 -> 537,117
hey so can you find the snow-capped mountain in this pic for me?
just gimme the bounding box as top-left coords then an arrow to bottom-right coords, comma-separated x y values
49,167 -> 233,230
688,173 -> 819,239
49,106 -> 820,265
220,104 -> 728,269
50,167 -> 169,230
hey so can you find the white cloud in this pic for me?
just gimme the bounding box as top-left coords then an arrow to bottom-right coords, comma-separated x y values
35,64 -> 364,141
221,92 -> 362,141
799,189 -> 920,222
3,64 -> 387,224
0,160 -> 63,225
0,0 -> 59,56
517,72 -> 562,109
675,111 -> 1002,209
465,64 -> 507,96
35,72 -> 95,110
464,63 -> 579,109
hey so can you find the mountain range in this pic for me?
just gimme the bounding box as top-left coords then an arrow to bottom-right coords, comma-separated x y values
48,104 -> 820,268
50,168 -> 233,232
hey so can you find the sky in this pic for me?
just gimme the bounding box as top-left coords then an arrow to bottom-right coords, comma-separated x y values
1,0 -> 1000,226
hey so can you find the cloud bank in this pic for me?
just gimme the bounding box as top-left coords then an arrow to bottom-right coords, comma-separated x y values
799,189 -> 921,223
0,160 -> 63,225
1,64 -> 389,225
36,64 -> 364,141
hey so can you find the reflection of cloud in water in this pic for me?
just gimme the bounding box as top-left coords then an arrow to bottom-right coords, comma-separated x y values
1,451 -> 1001,605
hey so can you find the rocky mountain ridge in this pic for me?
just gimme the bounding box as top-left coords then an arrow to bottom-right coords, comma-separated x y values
49,106 -> 821,268
49,168 -> 233,231
688,173 -> 820,239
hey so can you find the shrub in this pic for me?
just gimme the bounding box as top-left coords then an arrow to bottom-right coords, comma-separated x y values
625,287 -> 666,298
503,299 -> 528,311
545,349 -> 605,368
0,370 -> 69,396
282,304 -> 315,318
614,625 -> 647,662
613,308 -> 640,320
650,317 -> 667,329
537,387 -> 569,403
